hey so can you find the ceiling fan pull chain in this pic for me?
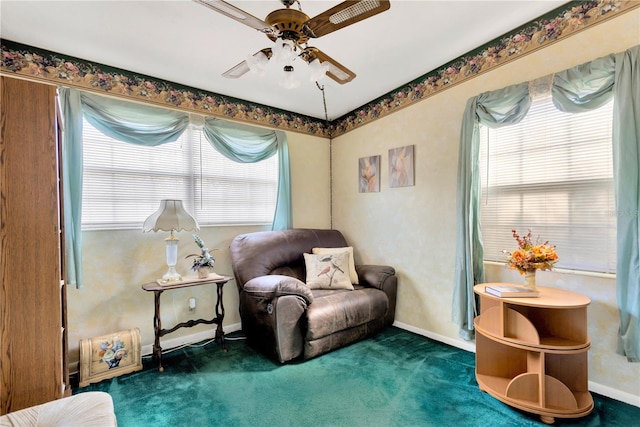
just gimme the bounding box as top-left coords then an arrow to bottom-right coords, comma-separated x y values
316,82 -> 330,137
315,80 -> 333,228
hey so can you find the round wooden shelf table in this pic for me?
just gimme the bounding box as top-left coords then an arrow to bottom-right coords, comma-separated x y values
474,284 -> 593,425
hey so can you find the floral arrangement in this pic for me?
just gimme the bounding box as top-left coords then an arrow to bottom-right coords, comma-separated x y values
504,229 -> 558,274
186,234 -> 217,272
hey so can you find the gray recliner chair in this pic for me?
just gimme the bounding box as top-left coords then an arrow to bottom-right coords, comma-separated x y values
230,229 -> 397,363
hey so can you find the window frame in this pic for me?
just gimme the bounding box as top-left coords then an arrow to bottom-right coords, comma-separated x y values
80,121 -> 279,231
478,96 -> 616,276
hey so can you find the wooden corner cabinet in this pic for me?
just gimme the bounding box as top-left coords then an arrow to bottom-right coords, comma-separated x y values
473,284 -> 593,425
0,76 -> 69,414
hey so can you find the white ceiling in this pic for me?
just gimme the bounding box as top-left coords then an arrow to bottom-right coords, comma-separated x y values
1,0 -> 568,120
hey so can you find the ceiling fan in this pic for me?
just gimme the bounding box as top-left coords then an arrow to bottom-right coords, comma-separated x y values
194,0 -> 391,85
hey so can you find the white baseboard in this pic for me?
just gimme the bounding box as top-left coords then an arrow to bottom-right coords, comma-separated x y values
392,321 -> 640,408
588,380 -> 640,408
393,321 -> 477,353
69,323 -> 243,375
140,322 -> 243,356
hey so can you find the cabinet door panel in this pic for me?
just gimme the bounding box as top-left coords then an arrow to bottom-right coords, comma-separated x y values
1,77 -> 63,414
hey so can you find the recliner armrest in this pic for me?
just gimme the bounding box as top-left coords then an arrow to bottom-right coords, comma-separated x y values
356,265 -> 396,290
356,265 -> 397,326
244,275 -> 314,305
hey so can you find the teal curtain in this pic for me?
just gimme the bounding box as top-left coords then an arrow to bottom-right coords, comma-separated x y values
59,88 -> 84,289
59,89 -> 292,288
202,117 -> 292,230
453,83 -> 532,339
553,46 -> 640,362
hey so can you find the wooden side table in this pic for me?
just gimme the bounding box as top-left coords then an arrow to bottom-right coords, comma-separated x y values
474,284 -> 593,424
141,274 -> 233,371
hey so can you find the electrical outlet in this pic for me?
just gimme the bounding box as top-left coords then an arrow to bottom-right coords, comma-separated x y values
188,297 -> 196,313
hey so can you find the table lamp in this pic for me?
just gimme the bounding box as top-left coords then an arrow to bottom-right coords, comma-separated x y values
143,199 -> 199,282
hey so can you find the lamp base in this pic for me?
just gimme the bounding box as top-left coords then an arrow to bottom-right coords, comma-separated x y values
162,266 -> 182,282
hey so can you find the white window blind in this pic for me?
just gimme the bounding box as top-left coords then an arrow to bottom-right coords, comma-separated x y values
82,120 -> 278,229
188,129 -> 278,225
479,96 -> 616,274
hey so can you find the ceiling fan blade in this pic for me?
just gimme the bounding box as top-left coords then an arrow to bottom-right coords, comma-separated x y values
222,60 -> 250,79
222,48 -> 273,79
303,47 -> 356,84
304,0 -> 390,38
193,0 -> 274,34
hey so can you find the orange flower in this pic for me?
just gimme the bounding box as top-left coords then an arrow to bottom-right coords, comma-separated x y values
505,229 -> 558,274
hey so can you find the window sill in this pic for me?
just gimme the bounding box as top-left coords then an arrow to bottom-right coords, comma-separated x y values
483,261 -> 616,280
82,222 -> 272,232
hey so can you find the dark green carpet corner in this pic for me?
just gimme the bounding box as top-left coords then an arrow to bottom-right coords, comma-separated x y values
75,328 -> 639,426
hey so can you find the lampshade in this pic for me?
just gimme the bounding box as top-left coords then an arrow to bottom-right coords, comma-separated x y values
142,199 -> 199,233
143,200 -> 199,283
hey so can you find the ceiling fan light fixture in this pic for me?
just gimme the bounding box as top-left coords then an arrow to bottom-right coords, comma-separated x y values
280,65 -> 301,89
205,0 -> 390,86
308,58 -> 329,82
273,37 -> 296,64
246,51 -> 269,75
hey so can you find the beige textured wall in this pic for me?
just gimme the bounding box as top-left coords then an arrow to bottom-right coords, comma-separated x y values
331,9 -> 640,402
67,131 -> 331,368
288,132 -> 332,227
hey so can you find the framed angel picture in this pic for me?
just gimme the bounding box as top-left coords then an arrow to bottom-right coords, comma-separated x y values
389,145 -> 414,188
359,155 -> 380,193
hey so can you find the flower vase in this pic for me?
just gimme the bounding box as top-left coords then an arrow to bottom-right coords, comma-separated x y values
524,270 -> 537,291
197,267 -> 212,279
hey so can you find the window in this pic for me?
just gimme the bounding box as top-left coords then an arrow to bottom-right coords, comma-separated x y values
82,120 -> 278,229
479,96 -> 615,274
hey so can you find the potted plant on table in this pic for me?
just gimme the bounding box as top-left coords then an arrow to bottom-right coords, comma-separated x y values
186,234 -> 218,279
504,229 -> 558,291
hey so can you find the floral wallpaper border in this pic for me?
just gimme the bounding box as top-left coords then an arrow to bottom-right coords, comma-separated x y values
1,0 -> 637,138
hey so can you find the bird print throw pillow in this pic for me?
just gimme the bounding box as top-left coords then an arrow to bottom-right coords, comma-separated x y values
303,251 -> 354,290
312,246 -> 358,284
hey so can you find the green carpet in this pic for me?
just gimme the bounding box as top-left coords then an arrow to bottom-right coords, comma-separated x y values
76,328 -> 639,426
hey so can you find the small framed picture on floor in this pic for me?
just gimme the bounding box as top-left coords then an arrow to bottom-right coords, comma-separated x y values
79,328 -> 143,387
